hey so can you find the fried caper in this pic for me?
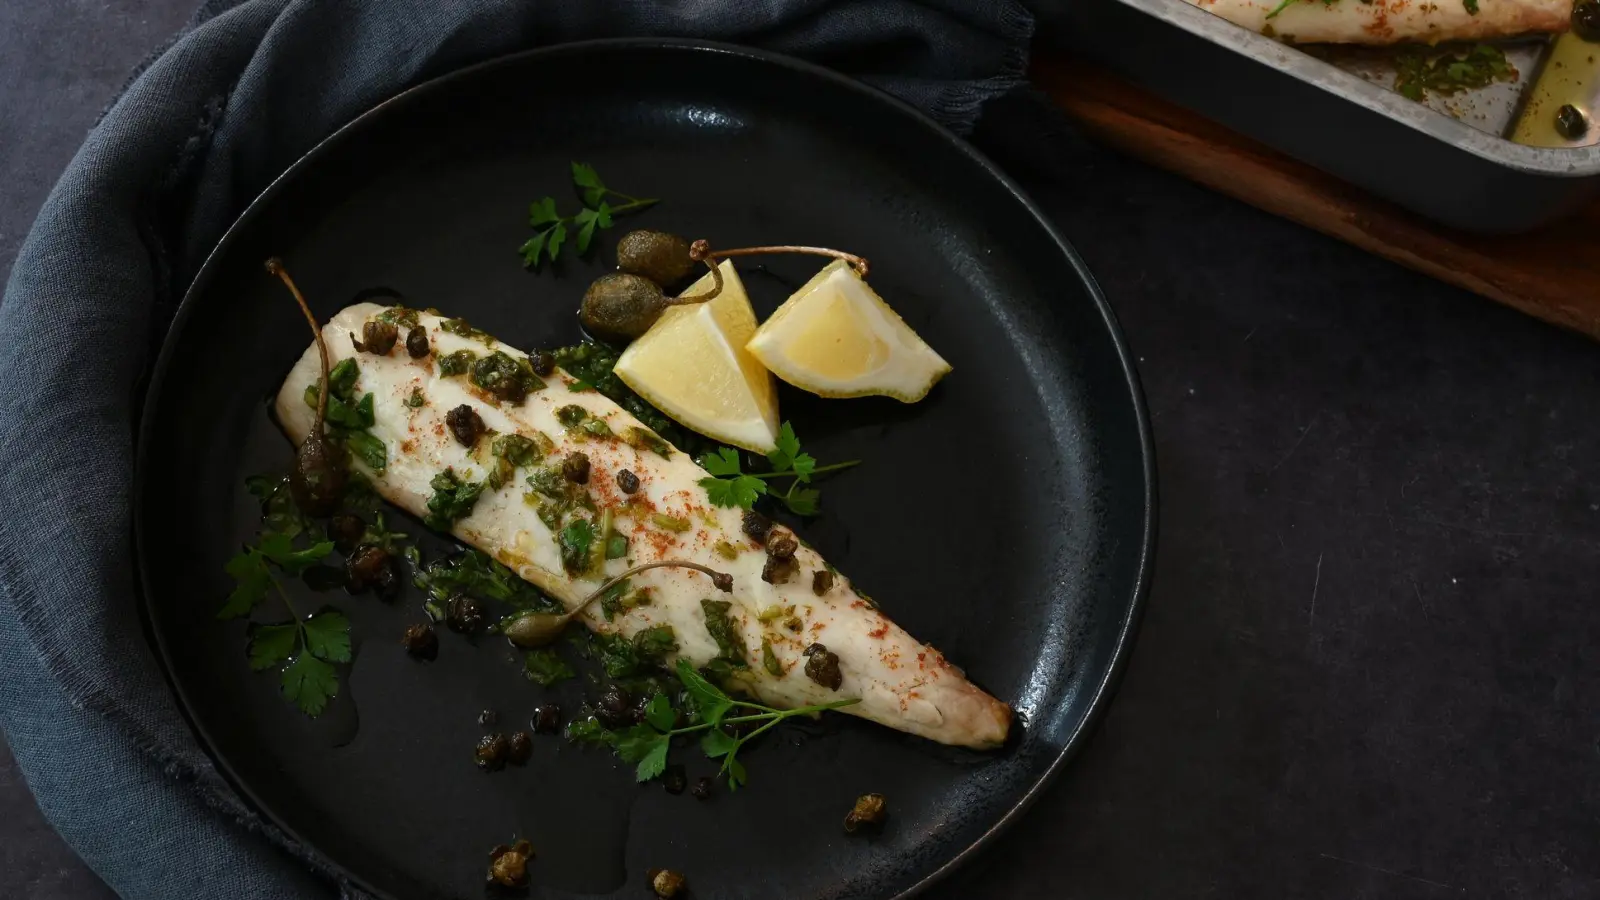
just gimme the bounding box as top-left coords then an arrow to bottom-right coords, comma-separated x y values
346,544 -> 400,600
617,229 -> 695,286
844,793 -> 887,832
356,319 -> 398,355
487,840 -> 534,888
401,623 -> 438,660
329,513 -> 366,554
405,325 -> 430,358
1557,104 -> 1589,141
579,272 -> 668,342
804,642 -> 843,690
475,733 -> 508,771
649,868 -> 688,899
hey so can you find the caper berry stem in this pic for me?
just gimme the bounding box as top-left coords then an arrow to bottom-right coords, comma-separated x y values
266,257 -> 330,429
581,560 -> 734,608
506,559 -> 734,648
674,240 -> 870,304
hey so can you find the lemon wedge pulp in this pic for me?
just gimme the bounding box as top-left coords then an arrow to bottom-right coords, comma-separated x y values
614,261 -> 779,452
745,260 -> 951,402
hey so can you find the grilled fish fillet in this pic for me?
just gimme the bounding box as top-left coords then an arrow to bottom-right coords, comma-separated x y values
1188,0 -> 1568,43
275,302 -> 1011,749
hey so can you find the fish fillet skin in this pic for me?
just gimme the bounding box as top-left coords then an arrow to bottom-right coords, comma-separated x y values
274,303 -> 1011,749
1188,0 -> 1568,43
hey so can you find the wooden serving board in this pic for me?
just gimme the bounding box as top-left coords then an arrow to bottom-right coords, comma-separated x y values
1031,55 -> 1600,340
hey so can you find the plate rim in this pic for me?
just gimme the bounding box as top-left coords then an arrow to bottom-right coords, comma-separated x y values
134,36 -> 1157,900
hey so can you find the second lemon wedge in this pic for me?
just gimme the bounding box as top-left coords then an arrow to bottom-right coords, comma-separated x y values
745,260 -> 951,402
614,261 -> 779,453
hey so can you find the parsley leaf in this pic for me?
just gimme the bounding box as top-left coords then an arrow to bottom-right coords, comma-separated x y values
220,550 -> 272,620
600,659 -> 860,790
414,548 -> 561,612
558,519 -> 597,574
247,623 -> 299,671
701,447 -> 742,476
701,599 -> 747,666
257,534 -> 334,573
632,624 -> 678,663
700,424 -> 856,515
524,648 -> 576,686
676,659 -> 733,727
784,488 -> 821,517
528,196 -> 560,226
766,422 -> 816,480
644,692 -> 677,732
424,468 -> 484,531
565,716 -> 616,746
518,163 -> 657,267
302,610 -> 352,663
697,447 -> 767,509
574,202 -> 614,254
572,161 -> 607,208
281,653 -> 338,716
700,727 -> 737,759
635,739 -> 670,782
700,474 -> 766,510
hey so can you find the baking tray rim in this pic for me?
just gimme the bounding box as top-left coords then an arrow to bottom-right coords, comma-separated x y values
1128,0 -> 1600,177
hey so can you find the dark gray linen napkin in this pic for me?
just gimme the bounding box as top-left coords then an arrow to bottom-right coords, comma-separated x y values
0,1 -> 1032,897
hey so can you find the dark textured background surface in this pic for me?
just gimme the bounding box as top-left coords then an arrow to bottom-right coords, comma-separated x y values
6,3 -> 1600,899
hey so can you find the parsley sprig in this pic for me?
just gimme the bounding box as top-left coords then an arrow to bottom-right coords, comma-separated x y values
610,660 -> 859,790
519,162 -> 658,267
246,608 -> 352,717
221,474 -> 352,716
697,422 -> 860,516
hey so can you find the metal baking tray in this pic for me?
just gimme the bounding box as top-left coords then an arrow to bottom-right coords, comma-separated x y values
1032,0 -> 1600,232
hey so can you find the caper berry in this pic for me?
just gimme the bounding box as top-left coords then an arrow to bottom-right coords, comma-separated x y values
617,229 -> 695,286
580,272 -> 667,342
290,431 -> 348,518
529,350 -> 555,376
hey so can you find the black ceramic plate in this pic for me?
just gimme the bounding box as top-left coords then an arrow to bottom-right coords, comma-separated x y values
136,40 -> 1153,900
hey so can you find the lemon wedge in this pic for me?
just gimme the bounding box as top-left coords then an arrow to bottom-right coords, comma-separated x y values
614,261 -> 779,452
745,260 -> 951,402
